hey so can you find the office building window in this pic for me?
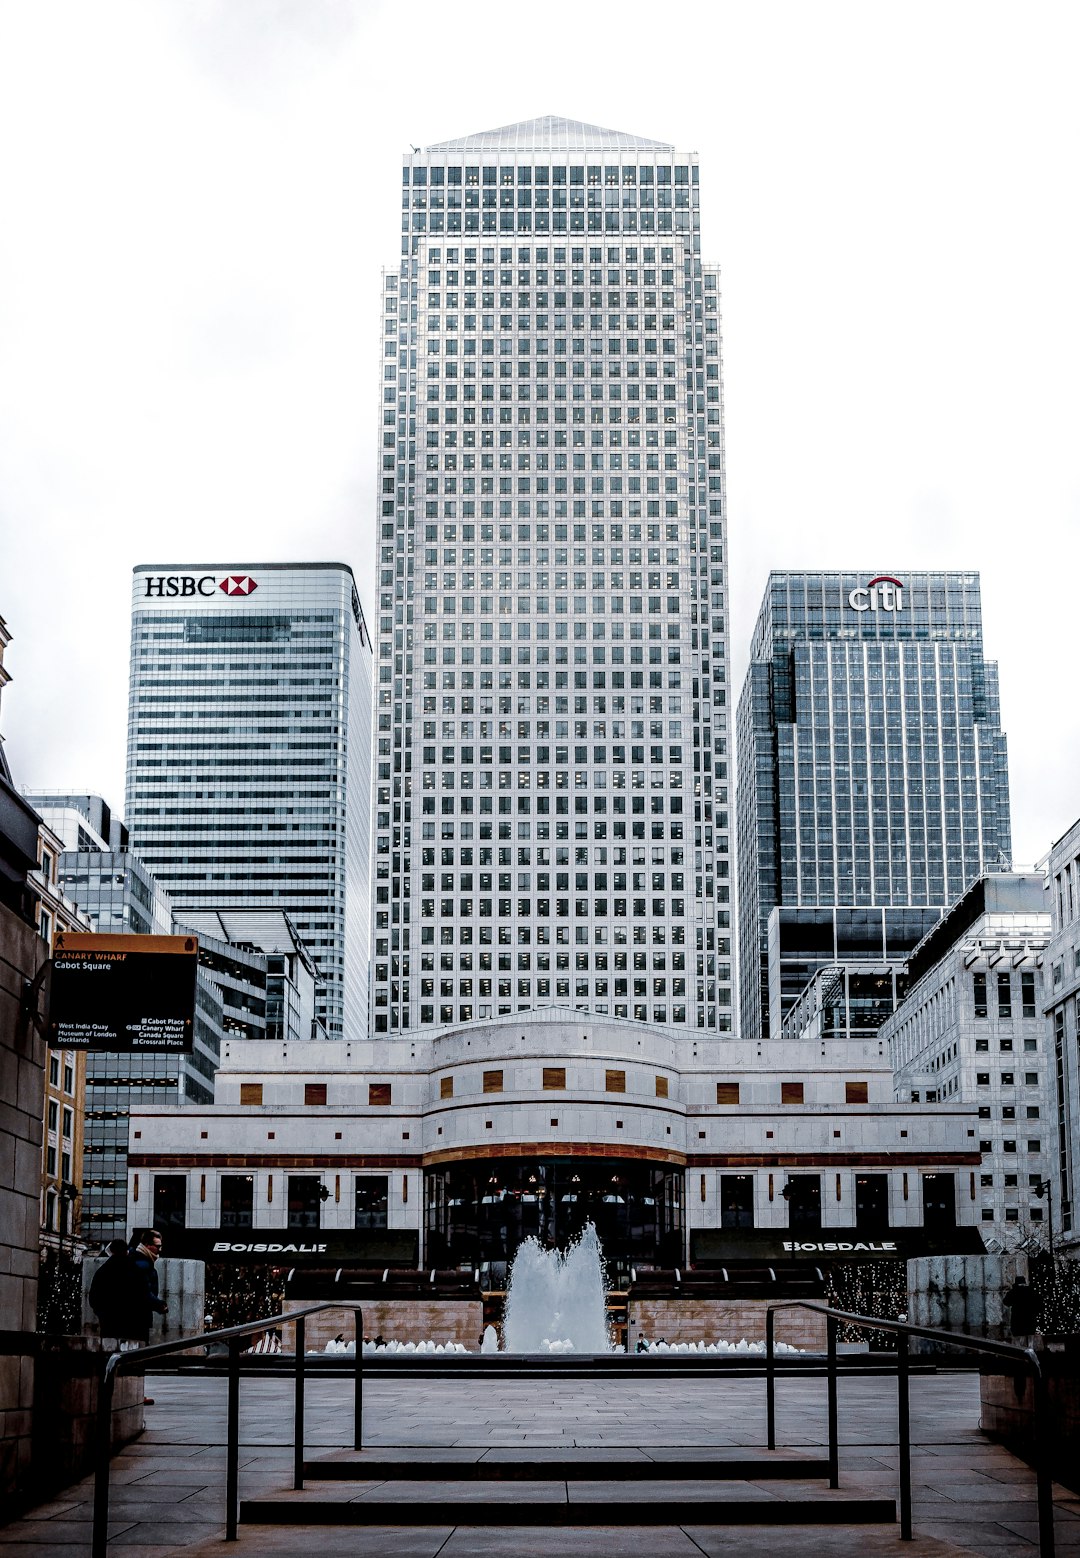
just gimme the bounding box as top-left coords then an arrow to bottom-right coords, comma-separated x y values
221,1175 -> 254,1230
355,1176 -> 389,1230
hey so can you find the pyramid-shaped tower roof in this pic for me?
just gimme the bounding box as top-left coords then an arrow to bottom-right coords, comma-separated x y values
425,116 -> 674,154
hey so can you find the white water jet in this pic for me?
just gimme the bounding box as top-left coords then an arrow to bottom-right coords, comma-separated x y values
502,1223 -> 612,1353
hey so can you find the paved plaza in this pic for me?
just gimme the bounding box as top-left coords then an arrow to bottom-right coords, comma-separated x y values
1,1368 -> 1078,1557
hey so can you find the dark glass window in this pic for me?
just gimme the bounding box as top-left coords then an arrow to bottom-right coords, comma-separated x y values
855,1174 -> 889,1232
922,1173 -> 956,1231
997,972 -> 1012,1018
784,1175 -> 821,1232
221,1174 -> 254,1230
287,1176 -> 323,1232
355,1176 -> 389,1231
973,972 -> 987,1018
720,1174 -> 754,1229
153,1174 -> 187,1230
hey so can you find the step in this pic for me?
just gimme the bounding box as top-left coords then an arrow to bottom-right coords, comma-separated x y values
240,1486 -> 897,1527
302,1452 -> 834,1481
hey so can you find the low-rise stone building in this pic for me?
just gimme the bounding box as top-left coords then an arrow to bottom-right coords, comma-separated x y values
127,1009 -> 983,1344
883,874 -> 1052,1253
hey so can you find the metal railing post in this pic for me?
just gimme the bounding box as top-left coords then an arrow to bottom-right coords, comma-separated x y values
293,1315 -> 306,1490
225,1337 -> 241,1540
353,1305 -> 364,1451
1033,1361 -> 1056,1558
91,1353 -> 117,1558
765,1307 -> 776,1450
826,1312 -> 839,1488
896,1328 -> 912,1540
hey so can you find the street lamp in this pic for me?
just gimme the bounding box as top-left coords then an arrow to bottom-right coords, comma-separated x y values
57,1181 -> 79,1259
1033,1178 -> 1054,1261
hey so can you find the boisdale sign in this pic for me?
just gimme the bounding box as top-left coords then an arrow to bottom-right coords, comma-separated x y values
142,574 -> 259,597
783,1240 -> 897,1254
162,1228 -> 421,1265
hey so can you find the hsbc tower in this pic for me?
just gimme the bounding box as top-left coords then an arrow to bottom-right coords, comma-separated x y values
126,563 -> 373,1040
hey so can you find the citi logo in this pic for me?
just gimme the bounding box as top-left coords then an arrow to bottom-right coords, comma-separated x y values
143,574 -> 259,598
848,575 -> 904,613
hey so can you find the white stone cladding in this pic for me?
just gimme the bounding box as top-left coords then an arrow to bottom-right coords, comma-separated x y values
882,875 -> 1053,1252
1042,818 -> 1080,1253
127,1010 -> 980,1254
372,120 -> 733,1041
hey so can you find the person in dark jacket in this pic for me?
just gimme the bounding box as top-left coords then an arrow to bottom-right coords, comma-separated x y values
127,1228 -> 168,1343
1003,1274 -> 1040,1344
88,1240 -> 145,1341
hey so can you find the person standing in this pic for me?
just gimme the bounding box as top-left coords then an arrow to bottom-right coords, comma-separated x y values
127,1229 -> 168,1342
128,1228 -> 168,1405
88,1240 -> 144,1342
1003,1274 -> 1040,1347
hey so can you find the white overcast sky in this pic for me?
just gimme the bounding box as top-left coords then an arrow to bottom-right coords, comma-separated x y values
0,0 -> 1077,870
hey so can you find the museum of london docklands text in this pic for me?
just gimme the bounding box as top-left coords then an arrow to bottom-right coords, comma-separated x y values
373,117 -> 732,1038
125,565 -> 373,1042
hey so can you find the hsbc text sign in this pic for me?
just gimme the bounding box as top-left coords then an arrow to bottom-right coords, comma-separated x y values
848,575 -> 904,613
142,574 -> 259,598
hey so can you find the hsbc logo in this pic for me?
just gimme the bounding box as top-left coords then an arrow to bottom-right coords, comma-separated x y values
142,574 -> 259,599
848,575 -> 904,613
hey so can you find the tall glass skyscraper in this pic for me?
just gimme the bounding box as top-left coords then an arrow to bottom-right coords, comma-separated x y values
736,570 -> 1012,1042
372,117 -> 733,1037
126,563 -> 373,1040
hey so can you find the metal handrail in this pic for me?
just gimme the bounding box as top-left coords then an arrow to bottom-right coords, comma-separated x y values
765,1300 -> 1054,1556
92,1299 -> 365,1558
90,1297 -> 1060,1556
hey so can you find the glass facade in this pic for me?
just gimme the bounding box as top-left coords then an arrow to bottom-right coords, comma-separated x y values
27,809 -> 266,1243
373,117 -> 732,1038
737,571 -> 1012,1040
125,564 -> 373,1041
425,1155 -> 684,1285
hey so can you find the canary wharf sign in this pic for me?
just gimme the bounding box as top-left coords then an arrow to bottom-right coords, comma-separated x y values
848,575 -> 904,612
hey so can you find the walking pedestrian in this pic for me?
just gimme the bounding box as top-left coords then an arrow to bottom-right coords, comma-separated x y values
1003,1274 -> 1040,1347
128,1228 -> 169,1403
88,1240 -> 145,1342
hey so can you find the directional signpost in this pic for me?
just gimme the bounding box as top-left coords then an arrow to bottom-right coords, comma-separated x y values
48,932 -> 199,1052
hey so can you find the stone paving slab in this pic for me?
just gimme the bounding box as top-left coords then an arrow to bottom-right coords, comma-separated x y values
0,1370 -> 1074,1556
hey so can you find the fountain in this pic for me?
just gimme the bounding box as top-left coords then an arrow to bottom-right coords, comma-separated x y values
502,1223 -> 612,1353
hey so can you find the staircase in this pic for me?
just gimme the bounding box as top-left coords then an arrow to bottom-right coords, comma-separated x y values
239,1448 -> 897,1528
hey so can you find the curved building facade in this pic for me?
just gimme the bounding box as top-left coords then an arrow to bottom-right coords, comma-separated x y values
128,1009 -> 983,1288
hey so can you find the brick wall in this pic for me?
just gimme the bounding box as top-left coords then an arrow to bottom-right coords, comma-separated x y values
628,1297 -> 828,1351
283,1299 -> 485,1352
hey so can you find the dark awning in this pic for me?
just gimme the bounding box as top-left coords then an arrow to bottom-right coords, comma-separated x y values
691,1226 -> 986,1265
161,1227 -> 420,1266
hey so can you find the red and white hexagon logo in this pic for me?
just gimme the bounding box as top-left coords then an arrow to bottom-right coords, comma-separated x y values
219,575 -> 258,596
